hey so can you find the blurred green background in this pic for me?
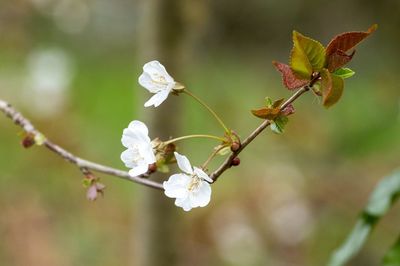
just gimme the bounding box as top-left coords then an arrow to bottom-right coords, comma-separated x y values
1,0 -> 400,265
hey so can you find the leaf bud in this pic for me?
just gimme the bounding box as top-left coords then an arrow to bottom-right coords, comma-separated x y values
231,157 -> 241,167
230,142 -> 241,152
21,134 -> 35,148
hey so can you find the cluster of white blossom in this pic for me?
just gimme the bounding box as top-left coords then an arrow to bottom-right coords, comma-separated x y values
120,61 -> 212,211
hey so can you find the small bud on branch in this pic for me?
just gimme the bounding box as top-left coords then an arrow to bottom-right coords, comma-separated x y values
231,157 -> 240,167
21,133 -> 35,148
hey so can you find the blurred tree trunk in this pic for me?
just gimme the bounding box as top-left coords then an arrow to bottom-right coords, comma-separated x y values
132,0 -> 186,265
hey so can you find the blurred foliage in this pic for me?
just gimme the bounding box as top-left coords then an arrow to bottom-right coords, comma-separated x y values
328,170 -> 400,266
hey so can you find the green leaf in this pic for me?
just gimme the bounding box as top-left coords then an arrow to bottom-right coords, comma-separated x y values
264,97 -> 273,107
272,98 -> 285,108
157,163 -> 169,173
82,178 -> 92,188
383,237 -> 400,266
328,214 -> 377,266
320,68 -> 344,108
217,146 -> 231,156
365,170 -> 400,216
328,170 -> 400,266
156,159 -> 170,173
333,68 -> 355,79
270,115 -> 288,134
290,31 -> 326,79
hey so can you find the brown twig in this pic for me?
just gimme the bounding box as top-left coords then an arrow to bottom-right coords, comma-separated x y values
0,74 -> 317,189
0,100 -> 164,190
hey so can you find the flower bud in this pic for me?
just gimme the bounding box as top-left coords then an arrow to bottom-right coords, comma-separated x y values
21,134 -> 35,148
231,157 -> 240,166
148,163 -> 157,173
230,142 -> 241,152
86,182 -> 105,201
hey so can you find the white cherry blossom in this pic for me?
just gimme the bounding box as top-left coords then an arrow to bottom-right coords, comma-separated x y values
139,60 -> 176,107
121,120 -> 156,177
163,152 -> 213,211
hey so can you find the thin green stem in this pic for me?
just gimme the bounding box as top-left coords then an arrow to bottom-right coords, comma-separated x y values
163,134 -> 226,145
202,145 -> 227,169
183,89 -> 230,133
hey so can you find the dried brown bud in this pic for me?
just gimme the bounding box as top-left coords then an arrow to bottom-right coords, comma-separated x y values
148,163 -> 157,173
230,142 -> 241,152
164,143 -> 176,154
21,134 -> 35,148
231,157 -> 240,166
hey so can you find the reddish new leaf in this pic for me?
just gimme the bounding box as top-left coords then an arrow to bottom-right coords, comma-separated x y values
326,24 -> 377,56
320,69 -> 344,107
273,61 -> 309,90
252,98 -> 294,119
327,50 -> 355,72
251,107 -> 281,120
282,104 -> 295,116
272,98 -> 285,108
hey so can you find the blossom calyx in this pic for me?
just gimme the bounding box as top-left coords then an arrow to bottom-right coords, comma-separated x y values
172,82 -> 185,93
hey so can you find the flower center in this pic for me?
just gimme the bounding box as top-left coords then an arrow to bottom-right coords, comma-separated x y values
131,145 -> 144,165
151,74 -> 168,86
188,174 -> 201,192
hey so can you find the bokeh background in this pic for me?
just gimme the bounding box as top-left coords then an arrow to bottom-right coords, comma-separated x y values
1,0 -> 400,265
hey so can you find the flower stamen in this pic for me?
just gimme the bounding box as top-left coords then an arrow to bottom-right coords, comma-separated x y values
188,174 -> 201,192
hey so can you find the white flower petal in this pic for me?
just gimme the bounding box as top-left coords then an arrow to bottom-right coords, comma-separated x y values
191,181 -> 212,207
128,164 -> 149,177
143,60 -> 174,83
120,149 -> 136,168
121,129 -> 139,148
141,145 -> 156,164
175,196 -> 193,212
174,152 -> 193,174
144,88 -> 171,107
194,167 -> 213,183
121,126 -> 151,148
163,174 -> 191,198
128,120 -> 149,137
138,72 -> 162,93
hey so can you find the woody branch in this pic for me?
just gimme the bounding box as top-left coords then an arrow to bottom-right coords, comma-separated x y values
0,99 -> 164,190
0,80 -> 316,190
